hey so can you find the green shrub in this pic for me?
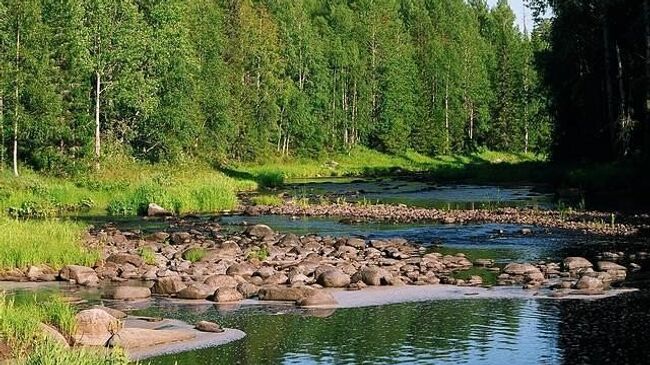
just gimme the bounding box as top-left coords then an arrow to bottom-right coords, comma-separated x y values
182,248 -> 206,263
247,246 -> 270,261
0,293 -> 128,364
138,247 -> 157,265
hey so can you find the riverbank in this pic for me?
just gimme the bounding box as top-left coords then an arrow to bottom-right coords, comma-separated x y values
244,202 -> 648,236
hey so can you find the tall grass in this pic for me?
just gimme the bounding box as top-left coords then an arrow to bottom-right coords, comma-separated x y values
0,160 -> 256,218
235,146 -> 544,181
0,219 -> 98,270
0,292 -> 128,364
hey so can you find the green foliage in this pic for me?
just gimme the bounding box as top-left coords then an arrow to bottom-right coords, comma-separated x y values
138,246 -> 157,265
451,267 -> 498,286
182,247 -> 206,263
0,0 -> 548,173
250,194 -> 283,207
0,219 -> 98,270
0,293 -> 128,364
247,246 -> 270,262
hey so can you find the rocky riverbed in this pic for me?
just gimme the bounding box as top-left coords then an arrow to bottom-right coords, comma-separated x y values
1,217 -> 638,305
243,202 -> 649,236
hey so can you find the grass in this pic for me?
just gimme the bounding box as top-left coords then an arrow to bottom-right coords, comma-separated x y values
231,146 -> 545,182
182,248 -> 206,263
138,247 -> 157,266
452,267 -> 498,286
0,292 -> 128,364
0,159 -> 256,218
250,194 -> 284,206
0,219 -> 99,270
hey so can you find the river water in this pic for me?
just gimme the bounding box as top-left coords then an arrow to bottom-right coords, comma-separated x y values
139,181 -> 649,364
18,181 -> 650,364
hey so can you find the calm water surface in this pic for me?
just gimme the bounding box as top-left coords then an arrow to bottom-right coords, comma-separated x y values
62,181 -> 650,364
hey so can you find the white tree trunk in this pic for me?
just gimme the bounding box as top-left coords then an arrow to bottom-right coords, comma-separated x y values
13,27 -> 20,177
95,71 -> 101,169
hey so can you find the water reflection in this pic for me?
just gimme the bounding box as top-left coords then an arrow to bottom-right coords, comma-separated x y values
281,178 -> 554,210
141,299 -> 566,364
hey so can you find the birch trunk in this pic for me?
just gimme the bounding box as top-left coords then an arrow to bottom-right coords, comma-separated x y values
95,71 -> 101,169
13,27 -> 20,177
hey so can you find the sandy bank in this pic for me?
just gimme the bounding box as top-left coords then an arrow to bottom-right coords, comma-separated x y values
123,317 -> 246,361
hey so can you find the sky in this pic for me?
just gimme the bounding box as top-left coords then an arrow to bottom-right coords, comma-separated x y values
487,0 -> 534,32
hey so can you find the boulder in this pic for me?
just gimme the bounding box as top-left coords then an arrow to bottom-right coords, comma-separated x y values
213,287 -> 244,303
317,269 -> 351,288
264,273 -> 289,286
258,286 -> 313,302
204,274 -> 238,289
195,321 -> 223,333
254,266 -> 276,279
176,283 -> 213,300
108,328 -> 195,349
101,286 -> 151,301
563,257 -> 593,272
226,262 -> 256,277
574,275 -> 604,291
171,232 -> 191,245
297,290 -> 338,307
92,306 -> 127,320
73,309 -> 121,346
106,253 -> 144,268
40,323 -> 69,348
359,267 -> 393,286
147,203 -> 172,217
503,263 -> 538,276
346,238 -> 366,249
59,265 -> 100,287
153,276 -> 186,296
237,282 -> 259,298
26,266 -> 57,282
596,261 -> 627,282
245,224 -> 274,238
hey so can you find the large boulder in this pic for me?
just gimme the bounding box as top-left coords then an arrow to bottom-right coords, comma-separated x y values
147,203 -> 172,217
40,323 -> 69,347
73,309 -> 121,346
176,283 -> 213,300
574,275 -> 604,291
359,267 -> 393,286
152,276 -> 186,296
237,282 -> 259,298
108,328 -> 195,349
297,290 -> 338,307
59,265 -> 100,287
26,266 -> 57,282
106,253 -> 144,268
195,321 -> 223,333
317,269 -> 351,288
213,287 -> 244,303
204,274 -> 238,289
101,286 -> 151,301
503,263 -> 545,284
596,261 -> 627,282
226,262 -> 256,277
258,286 -> 313,302
563,257 -> 593,272
245,224 -> 274,238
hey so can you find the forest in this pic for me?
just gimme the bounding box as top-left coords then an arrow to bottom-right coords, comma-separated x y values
0,0 -> 648,176
0,0 -> 551,175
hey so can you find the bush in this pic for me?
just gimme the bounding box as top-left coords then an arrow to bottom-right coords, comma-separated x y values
138,247 -> 157,265
182,248 -> 206,263
250,194 -> 283,206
